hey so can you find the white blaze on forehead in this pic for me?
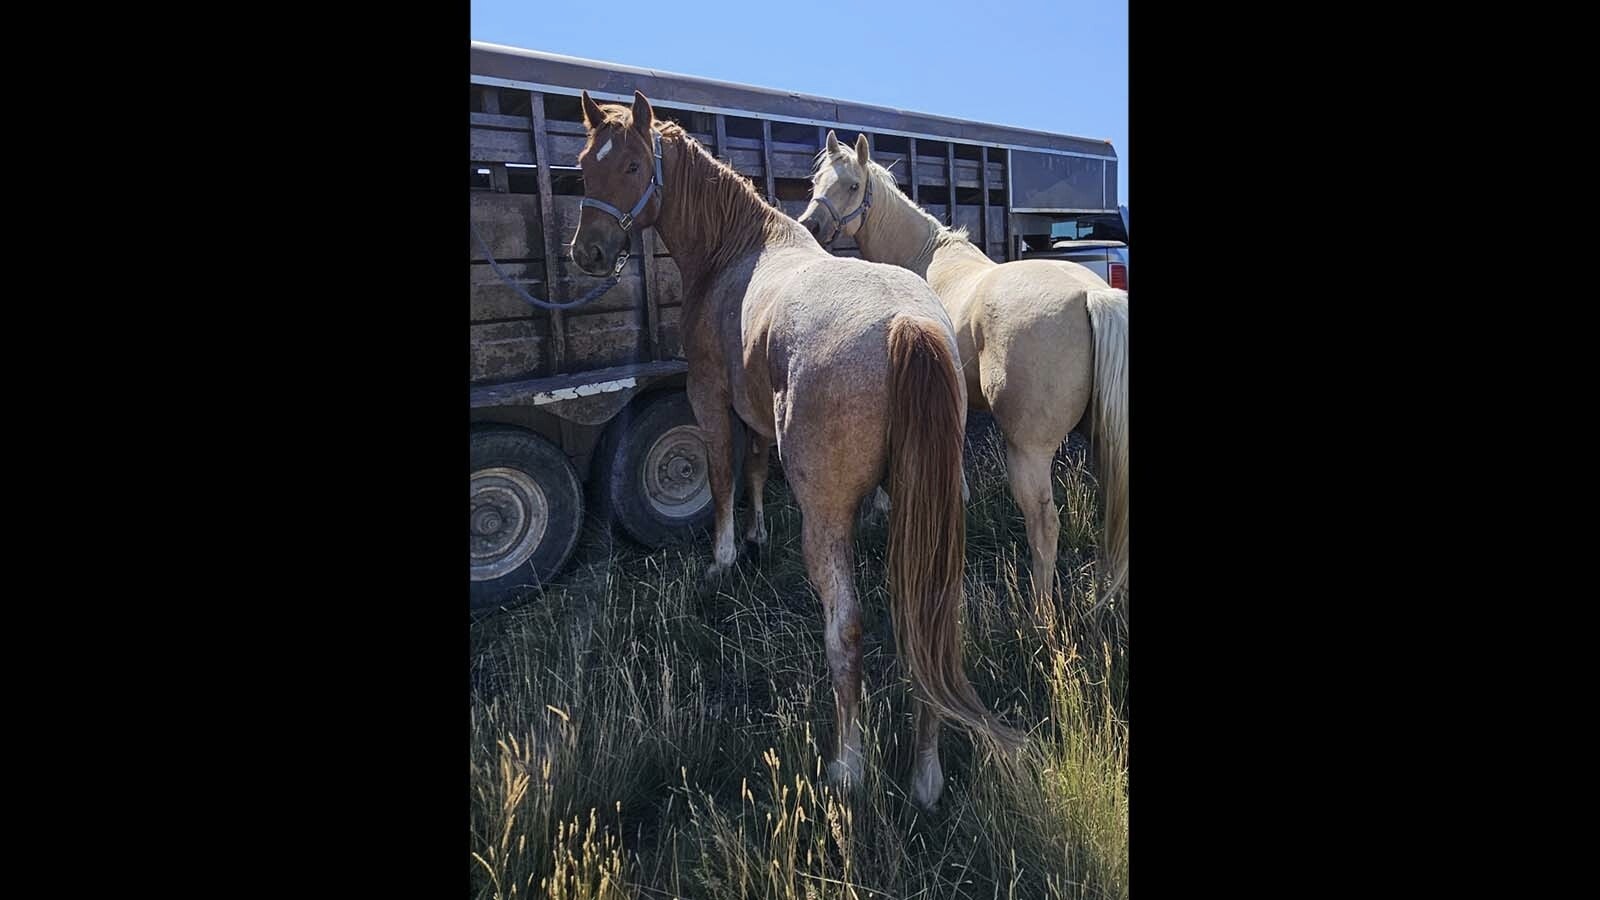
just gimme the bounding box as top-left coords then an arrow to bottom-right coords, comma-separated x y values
596,138 -> 614,161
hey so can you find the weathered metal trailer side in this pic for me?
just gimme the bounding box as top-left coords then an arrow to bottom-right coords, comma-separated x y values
469,43 -> 1118,607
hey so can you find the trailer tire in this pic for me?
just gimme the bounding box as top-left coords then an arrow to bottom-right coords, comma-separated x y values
595,390 -> 744,548
470,426 -> 584,610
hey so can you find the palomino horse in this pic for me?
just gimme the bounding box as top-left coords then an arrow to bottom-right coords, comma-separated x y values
799,133 -> 1129,603
570,91 -> 1021,808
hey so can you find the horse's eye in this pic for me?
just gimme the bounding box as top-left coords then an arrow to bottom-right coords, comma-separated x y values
626,161 -> 640,174
850,183 -> 859,192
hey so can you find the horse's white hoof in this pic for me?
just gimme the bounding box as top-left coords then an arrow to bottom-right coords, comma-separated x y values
910,756 -> 944,810
744,517 -> 768,546
700,562 -> 732,590
826,758 -> 861,791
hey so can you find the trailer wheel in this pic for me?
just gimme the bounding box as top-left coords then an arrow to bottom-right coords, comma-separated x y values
596,391 -> 744,548
470,426 -> 583,610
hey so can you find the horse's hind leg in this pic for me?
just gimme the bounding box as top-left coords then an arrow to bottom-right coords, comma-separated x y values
1007,441 -> 1061,603
744,434 -> 771,548
801,504 -> 866,788
869,469 -> 966,520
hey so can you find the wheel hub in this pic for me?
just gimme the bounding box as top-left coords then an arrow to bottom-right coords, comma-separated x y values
472,507 -> 504,536
642,425 -> 713,518
470,467 -> 549,581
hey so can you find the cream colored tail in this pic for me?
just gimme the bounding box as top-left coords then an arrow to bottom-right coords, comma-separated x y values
1086,290 -> 1129,597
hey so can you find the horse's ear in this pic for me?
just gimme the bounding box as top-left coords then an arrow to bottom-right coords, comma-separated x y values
826,130 -> 840,155
854,133 -> 870,167
580,90 -> 604,130
631,90 -> 654,139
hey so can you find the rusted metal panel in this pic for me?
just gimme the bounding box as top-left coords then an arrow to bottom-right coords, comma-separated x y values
470,112 -> 530,130
544,131 -> 587,166
471,319 -> 550,383
469,192 -> 543,261
723,148 -> 764,176
471,126 -> 532,164
915,157 -> 948,186
470,261 -> 549,321
769,144 -> 819,179
871,149 -> 908,176
560,309 -> 647,369
953,204 -> 982,242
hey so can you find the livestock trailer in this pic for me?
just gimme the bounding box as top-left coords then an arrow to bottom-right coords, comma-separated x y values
469,42 -> 1121,606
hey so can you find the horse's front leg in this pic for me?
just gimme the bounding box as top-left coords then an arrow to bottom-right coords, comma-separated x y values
687,379 -> 739,582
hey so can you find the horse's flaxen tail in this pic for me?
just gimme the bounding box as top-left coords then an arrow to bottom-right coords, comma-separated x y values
886,316 -> 1024,754
1086,289 -> 1129,598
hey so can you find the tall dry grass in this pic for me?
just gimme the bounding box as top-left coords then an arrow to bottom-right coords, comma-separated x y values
471,421 -> 1127,899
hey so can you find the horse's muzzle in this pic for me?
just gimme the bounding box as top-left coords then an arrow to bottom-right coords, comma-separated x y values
797,206 -> 830,246
571,220 -> 627,277
572,241 -> 611,276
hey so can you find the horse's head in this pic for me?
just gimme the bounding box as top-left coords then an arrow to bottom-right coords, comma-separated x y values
571,90 -> 664,277
798,130 -> 872,248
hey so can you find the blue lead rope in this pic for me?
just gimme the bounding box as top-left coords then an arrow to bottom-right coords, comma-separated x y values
469,222 -> 626,312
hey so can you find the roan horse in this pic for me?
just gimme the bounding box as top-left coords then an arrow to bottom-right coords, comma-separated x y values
570,91 -> 1021,808
799,132 -> 1129,603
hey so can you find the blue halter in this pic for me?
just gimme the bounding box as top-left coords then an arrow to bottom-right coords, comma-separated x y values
812,175 -> 873,247
580,129 -> 665,236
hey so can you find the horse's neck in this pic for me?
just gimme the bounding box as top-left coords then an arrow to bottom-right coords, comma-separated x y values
857,165 -> 994,309
855,170 -> 942,279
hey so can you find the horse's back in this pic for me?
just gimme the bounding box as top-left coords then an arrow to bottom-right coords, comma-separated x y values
757,253 -> 954,382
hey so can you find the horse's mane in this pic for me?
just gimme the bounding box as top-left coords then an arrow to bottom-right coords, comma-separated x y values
811,145 -> 976,251
586,106 -> 803,283
656,121 -> 803,278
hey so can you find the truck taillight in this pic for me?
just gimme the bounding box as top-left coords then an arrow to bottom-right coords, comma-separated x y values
1108,263 -> 1127,290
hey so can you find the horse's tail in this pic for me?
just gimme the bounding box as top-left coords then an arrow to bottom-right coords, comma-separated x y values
886,316 -> 1023,754
1086,289 -> 1129,598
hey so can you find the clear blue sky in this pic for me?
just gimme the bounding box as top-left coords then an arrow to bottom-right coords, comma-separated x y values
471,0 -> 1128,206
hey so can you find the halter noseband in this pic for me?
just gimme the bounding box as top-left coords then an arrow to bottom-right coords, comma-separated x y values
813,173 -> 872,247
578,129 -> 665,276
